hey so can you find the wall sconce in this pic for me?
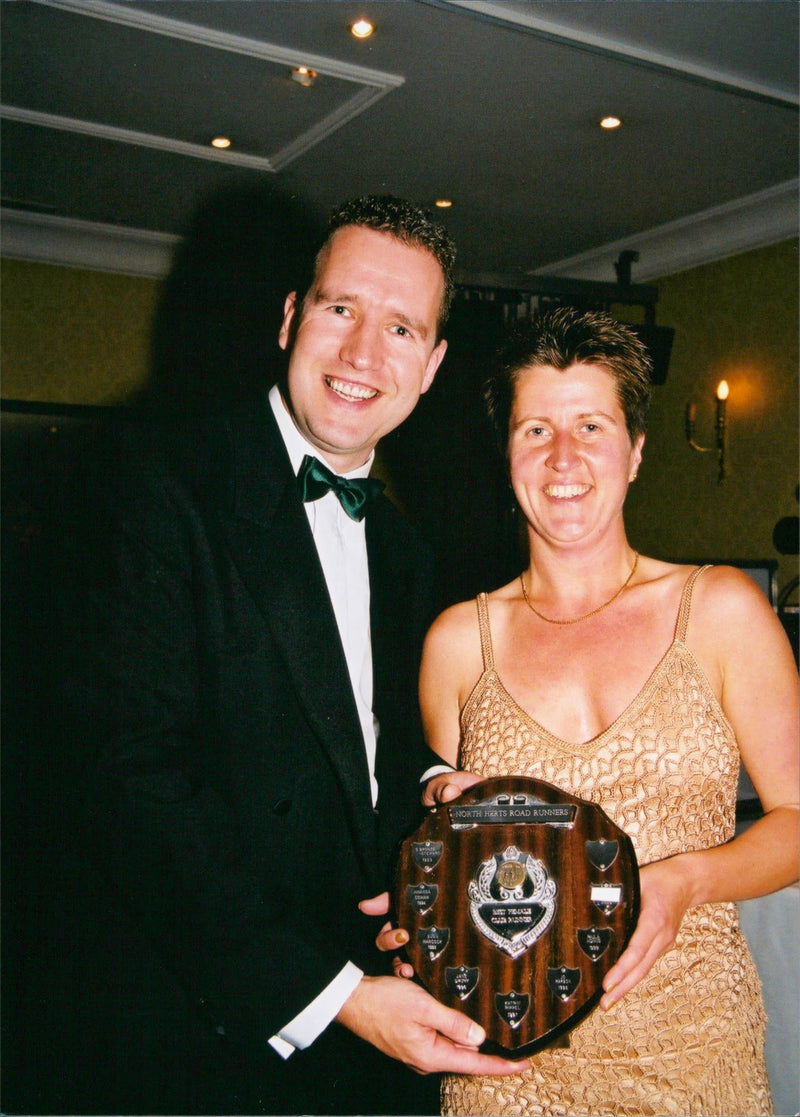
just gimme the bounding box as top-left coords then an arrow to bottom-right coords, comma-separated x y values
686,380 -> 729,482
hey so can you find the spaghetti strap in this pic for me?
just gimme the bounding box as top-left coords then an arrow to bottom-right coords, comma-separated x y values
475,592 -> 495,672
675,565 -> 713,642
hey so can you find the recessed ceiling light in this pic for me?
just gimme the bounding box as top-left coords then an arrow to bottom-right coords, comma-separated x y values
350,18 -> 374,39
291,66 -> 317,87
211,136 -> 231,149
435,199 -> 453,208
600,116 -> 622,130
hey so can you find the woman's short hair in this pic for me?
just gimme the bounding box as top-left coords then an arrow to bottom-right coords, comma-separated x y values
484,306 -> 654,457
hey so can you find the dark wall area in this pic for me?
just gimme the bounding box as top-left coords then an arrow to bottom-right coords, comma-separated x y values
381,296 -> 522,609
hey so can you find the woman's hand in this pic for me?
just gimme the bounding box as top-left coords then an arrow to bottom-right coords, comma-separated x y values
360,893 -> 415,978
600,855 -> 695,1009
423,769 -> 483,807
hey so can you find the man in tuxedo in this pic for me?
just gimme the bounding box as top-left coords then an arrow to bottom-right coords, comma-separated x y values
60,195 -> 516,1115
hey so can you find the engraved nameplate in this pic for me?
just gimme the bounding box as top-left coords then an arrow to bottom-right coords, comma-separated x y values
495,990 -> 530,1029
577,926 -> 613,961
449,793 -> 577,829
406,883 -> 438,915
412,841 -> 443,873
446,965 -> 480,1000
547,966 -> 582,1002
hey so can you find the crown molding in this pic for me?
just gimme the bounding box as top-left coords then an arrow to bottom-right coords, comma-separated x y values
441,0 -> 799,108
2,180 -> 797,282
0,210 -> 180,278
529,180 -> 798,283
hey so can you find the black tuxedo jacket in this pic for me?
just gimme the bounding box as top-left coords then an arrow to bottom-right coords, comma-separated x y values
54,397 -> 441,1115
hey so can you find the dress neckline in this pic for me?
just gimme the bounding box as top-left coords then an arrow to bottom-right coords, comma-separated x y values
464,565 -> 724,751
481,641 -> 681,751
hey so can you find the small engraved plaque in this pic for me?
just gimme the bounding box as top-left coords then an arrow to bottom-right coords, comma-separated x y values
406,883 -> 438,915
577,926 -> 613,961
417,925 -> 449,961
495,990 -> 530,1029
412,841 -> 443,873
547,966 -> 582,1002
395,777 -> 639,1058
446,965 -> 480,1000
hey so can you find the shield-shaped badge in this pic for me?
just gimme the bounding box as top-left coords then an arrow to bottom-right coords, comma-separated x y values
446,965 -> 480,1001
547,966 -> 582,1002
412,841 -> 443,873
586,839 -> 619,871
406,883 -> 438,915
468,846 -> 557,959
577,926 -> 613,961
417,925 -> 449,961
495,990 -> 530,1029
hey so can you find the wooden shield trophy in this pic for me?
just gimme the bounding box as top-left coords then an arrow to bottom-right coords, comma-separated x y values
395,777 -> 639,1058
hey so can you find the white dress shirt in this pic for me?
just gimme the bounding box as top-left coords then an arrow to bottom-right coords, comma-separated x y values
267,385 -> 375,1058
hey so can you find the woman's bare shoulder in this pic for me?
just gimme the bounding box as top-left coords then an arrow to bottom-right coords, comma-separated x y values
422,599 -> 481,682
426,597 -> 479,642
680,561 -> 771,608
423,580 -> 519,682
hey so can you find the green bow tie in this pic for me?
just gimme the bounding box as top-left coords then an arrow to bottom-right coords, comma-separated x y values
297,455 -> 385,522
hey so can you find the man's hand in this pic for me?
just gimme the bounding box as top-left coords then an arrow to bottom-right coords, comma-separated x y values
336,974 -> 521,1076
423,769 -> 482,807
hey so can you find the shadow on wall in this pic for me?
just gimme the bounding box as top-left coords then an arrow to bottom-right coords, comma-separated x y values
144,181 -> 323,412
381,296 -> 523,610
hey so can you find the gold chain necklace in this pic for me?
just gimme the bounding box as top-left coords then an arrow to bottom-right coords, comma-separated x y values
520,552 -> 639,625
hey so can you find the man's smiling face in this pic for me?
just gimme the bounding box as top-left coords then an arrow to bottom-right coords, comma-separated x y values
279,225 -> 447,473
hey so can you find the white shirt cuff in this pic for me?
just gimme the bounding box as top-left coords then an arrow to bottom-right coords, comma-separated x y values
420,763 -> 455,783
268,961 -> 364,1059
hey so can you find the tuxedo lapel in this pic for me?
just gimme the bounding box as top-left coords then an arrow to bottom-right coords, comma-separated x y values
221,401 -> 379,880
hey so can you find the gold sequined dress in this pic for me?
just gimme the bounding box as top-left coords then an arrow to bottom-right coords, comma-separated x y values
443,567 -> 771,1117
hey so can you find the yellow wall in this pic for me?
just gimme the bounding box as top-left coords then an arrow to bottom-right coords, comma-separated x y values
1,258 -> 161,405
623,239 -> 798,596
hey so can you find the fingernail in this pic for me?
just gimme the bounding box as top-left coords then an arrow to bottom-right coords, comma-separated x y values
467,1022 -> 485,1045
394,930 -> 408,946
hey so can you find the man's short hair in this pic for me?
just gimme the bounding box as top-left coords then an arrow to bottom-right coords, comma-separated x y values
304,194 -> 456,338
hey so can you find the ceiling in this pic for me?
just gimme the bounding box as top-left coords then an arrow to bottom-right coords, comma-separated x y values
1,0 -> 798,286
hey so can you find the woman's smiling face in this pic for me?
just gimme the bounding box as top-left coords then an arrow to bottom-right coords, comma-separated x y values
508,361 -> 644,547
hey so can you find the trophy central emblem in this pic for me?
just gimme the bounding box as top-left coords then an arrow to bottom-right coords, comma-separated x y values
468,845 -> 557,959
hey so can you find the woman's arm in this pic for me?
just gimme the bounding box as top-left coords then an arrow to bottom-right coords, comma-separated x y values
677,565 -> 798,900
602,566 -> 799,1008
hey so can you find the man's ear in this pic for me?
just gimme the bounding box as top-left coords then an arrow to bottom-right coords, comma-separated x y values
421,339 -> 447,395
278,292 -> 297,352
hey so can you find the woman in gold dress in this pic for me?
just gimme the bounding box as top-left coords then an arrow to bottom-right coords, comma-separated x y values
418,308 -> 798,1116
